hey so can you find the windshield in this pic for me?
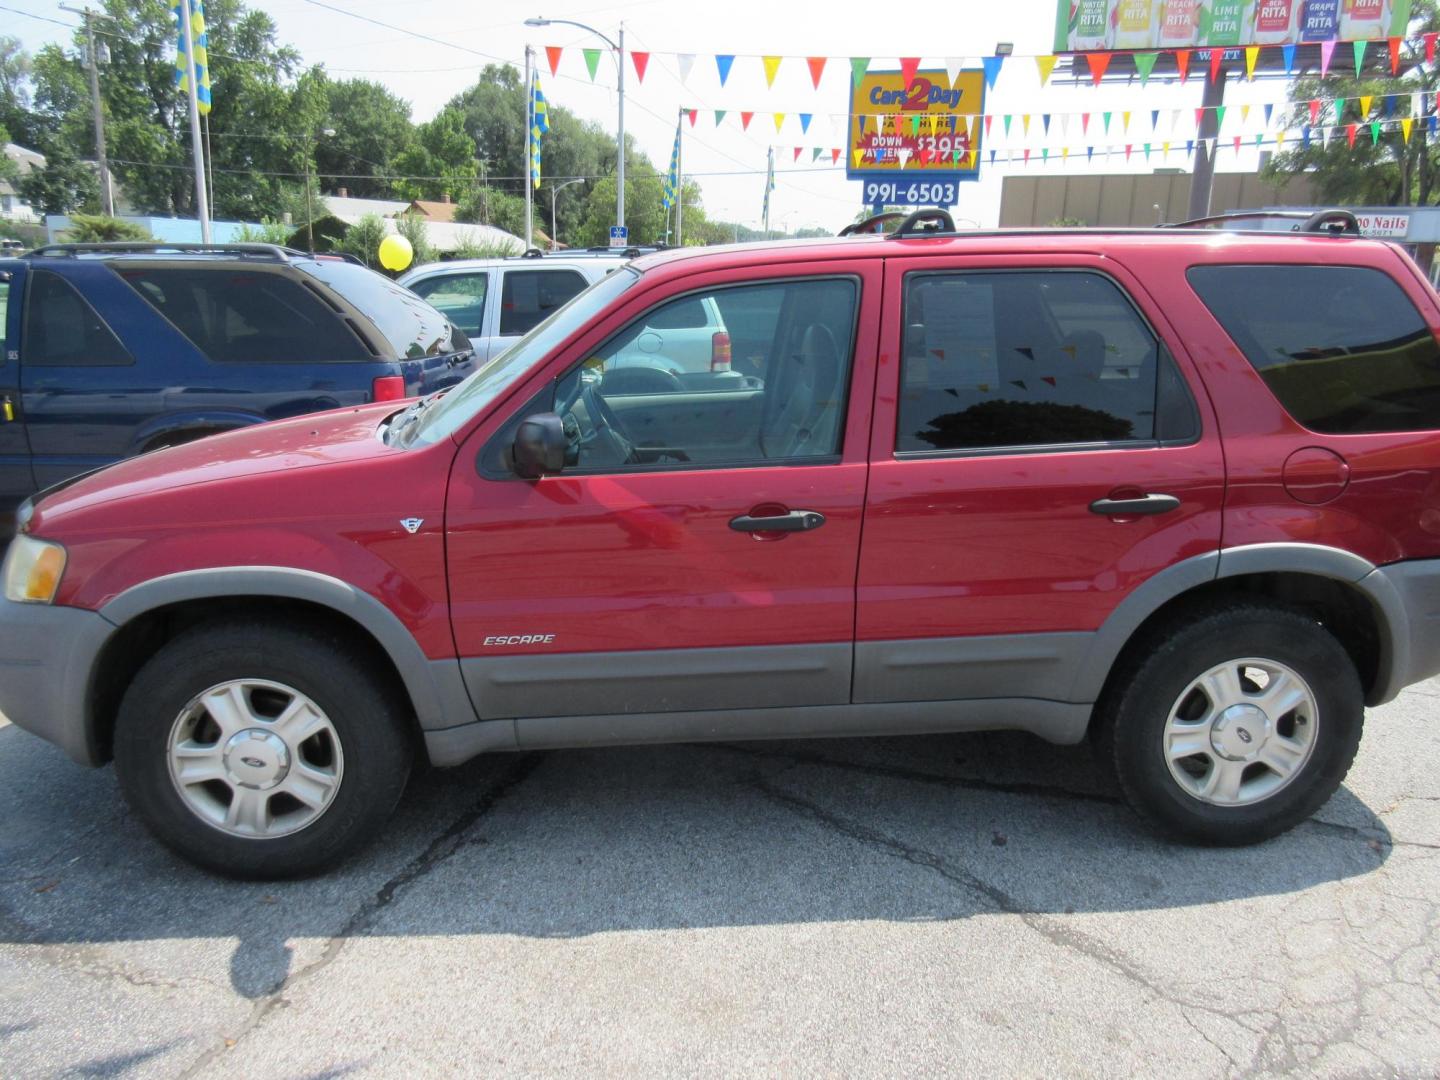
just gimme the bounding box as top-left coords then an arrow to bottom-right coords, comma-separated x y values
406,266 -> 641,446
297,259 -> 467,360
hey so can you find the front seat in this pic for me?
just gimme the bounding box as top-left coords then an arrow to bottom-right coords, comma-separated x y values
761,323 -> 843,459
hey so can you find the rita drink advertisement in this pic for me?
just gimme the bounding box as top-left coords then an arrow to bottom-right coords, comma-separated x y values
1252,0 -> 1299,43
1301,0 -> 1341,40
1054,0 -> 1408,49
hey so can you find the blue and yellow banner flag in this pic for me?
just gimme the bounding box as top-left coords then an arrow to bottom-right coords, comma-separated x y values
529,70 -> 550,189
662,123 -> 680,209
172,0 -> 212,115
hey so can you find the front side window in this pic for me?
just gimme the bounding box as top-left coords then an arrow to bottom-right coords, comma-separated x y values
24,271 -> 133,367
896,271 -> 1177,453
117,266 -> 370,364
552,277 -> 858,472
1188,264 -> 1440,434
408,271 -> 488,340
500,269 -> 588,336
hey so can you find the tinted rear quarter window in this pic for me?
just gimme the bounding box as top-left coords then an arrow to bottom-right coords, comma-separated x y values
298,260 -> 464,359
25,270 -> 133,366
117,266 -> 370,364
500,269 -> 588,336
1188,264 -> 1440,434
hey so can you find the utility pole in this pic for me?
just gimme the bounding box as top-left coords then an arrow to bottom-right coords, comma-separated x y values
61,5 -> 112,216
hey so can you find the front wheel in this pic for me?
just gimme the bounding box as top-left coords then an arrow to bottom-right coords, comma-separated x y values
114,621 -> 413,878
1099,603 -> 1364,845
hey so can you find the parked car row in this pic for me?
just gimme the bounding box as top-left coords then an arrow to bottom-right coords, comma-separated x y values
6,211 -> 1440,879
0,241 -> 487,511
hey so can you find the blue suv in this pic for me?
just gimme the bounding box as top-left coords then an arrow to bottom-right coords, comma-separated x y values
0,242 -> 475,510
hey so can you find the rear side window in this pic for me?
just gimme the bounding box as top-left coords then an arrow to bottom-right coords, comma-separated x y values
500,269 -> 587,336
298,260 -> 465,359
645,297 -> 709,330
117,267 -> 370,364
24,270 -> 133,366
1188,265 -> 1440,434
897,270 -> 1190,453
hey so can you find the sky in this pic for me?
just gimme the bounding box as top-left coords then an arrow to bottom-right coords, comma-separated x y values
4,0 -> 1300,232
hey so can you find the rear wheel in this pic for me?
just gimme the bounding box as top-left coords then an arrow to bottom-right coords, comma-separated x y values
114,621 -> 413,878
1099,603 -> 1364,845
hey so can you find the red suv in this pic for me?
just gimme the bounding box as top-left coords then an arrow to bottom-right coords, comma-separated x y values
6,212 -> 1440,878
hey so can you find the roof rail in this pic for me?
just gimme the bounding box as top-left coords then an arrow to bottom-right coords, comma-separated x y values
27,241 -> 302,260
839,211 -> 906,237
893,208 -> 957,237
839,208 -> 958,238
1159,209 -> 1361,236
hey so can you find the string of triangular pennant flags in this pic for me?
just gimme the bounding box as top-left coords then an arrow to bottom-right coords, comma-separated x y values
540,35 -> 1440,88
674,89 -> 1440,145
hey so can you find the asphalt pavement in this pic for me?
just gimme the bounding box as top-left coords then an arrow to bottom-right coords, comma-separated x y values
1,682 -> 1438,1078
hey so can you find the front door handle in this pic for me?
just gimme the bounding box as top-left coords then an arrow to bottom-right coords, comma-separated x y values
1089,493 -> 1181,516
729,509 -> 827,533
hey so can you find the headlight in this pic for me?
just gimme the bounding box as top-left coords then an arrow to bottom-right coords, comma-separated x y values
3,535 -> 67,604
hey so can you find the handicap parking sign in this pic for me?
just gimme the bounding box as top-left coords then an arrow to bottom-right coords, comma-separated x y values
608,225 -> 629,248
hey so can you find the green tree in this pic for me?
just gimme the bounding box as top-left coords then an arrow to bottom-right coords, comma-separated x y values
390,107 -> 478,201
336,212 -> 387,267
576,171 -> 667,247
18,143 -> 99,216
445,64 -> 632,244
63,212 -> 149,241
454,186 -> 526,237
233,219 -> 294,244
1264,0 -> 1440,204
393,212 -> 435,267
0,37 -> 42,151
24,0 -> 311,220
314,76 -> 414,199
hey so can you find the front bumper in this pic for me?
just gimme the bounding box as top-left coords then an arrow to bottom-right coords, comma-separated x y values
0,596 -> 115,765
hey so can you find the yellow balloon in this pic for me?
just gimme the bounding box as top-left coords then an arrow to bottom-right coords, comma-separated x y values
378,234 -> 413,272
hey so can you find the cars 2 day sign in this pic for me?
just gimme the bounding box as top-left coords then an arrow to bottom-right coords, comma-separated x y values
847,68 -> 986,201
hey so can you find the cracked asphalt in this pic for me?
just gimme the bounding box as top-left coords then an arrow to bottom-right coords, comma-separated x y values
1,681 -> 1438,1079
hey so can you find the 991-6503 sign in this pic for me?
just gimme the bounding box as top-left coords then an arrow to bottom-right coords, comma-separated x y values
864,181 -> 958,206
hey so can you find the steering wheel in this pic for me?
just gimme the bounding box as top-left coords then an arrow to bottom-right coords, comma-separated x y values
580,379 -> 636,465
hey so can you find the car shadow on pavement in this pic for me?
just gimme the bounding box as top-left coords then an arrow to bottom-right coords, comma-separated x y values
0,726 -> 1392,1000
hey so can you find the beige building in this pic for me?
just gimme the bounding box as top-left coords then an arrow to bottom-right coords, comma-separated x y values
999,171 -> 1318,227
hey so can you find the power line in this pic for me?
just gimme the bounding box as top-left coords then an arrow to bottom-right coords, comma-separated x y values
106,156 -> 844,181
0,3 -> 74,28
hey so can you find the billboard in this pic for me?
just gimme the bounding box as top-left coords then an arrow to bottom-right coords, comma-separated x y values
847,68 -> 985,205
1054,0 -> 1413,52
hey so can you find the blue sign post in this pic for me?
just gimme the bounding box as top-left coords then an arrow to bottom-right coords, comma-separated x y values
609,225 -> 629,248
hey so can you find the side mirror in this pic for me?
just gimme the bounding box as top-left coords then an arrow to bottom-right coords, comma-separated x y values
512,412 -> 567,478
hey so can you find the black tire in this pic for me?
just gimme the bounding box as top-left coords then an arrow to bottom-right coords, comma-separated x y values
1097,602 -> 1364,846
114,620 -> 413,879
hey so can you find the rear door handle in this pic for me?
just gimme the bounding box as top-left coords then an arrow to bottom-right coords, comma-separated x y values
729,509 -> 827,533
1089,493 -> 1181,516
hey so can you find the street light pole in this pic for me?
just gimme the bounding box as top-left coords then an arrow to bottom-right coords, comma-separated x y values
549,178 -> 584,251
525,16 -> 624,232
616,22 -> 625,232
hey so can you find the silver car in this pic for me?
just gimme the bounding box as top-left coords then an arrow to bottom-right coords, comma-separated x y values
400,253 -> 625,362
